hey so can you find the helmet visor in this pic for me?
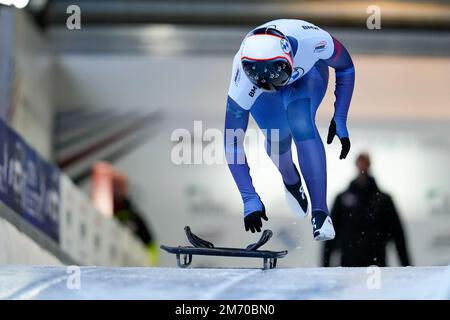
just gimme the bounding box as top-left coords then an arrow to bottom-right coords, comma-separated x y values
241,57 -> 292,91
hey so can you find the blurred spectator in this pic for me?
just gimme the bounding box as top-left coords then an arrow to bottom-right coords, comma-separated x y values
323,153 -> 411,267
113,174 -> 159,266
92,163 -> 159,266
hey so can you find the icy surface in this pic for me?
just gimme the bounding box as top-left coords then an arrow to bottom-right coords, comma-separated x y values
0,266 -> 449,300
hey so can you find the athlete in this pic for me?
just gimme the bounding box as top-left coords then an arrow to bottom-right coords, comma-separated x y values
224,19 -> 355,241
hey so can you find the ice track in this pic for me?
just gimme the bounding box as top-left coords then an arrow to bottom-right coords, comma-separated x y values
0,266 -> 449,300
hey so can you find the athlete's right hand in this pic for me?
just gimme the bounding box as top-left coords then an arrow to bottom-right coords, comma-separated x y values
244,205 -> 268,233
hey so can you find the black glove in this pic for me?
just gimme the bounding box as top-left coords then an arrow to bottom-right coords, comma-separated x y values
244,205 -> 268,233
327,119 -> 350,160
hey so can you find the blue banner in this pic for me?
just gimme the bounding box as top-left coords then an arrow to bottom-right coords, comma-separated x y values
0,119 -> 60,242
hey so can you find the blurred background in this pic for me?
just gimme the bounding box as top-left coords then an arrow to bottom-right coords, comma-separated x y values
0,0 -> 449,269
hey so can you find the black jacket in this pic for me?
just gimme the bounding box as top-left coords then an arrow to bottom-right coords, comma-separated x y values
323,176 -> 411,267
116,198 -> 154,245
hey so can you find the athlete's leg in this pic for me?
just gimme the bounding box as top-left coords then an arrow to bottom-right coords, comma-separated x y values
284,62 -> 329,214
250,92 -> 299,185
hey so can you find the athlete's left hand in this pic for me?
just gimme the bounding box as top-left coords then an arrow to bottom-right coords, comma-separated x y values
327,119 -> 350,160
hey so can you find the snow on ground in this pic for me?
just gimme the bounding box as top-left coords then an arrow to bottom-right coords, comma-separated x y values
0,266 -> 449,300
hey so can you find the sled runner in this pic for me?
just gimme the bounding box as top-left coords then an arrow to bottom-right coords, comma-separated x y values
160,226 -> 288,270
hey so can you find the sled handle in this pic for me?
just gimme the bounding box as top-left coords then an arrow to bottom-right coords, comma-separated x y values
184,226 -> 215,248
246,230 -> 273,251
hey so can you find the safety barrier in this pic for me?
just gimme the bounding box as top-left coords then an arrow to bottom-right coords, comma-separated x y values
0,118 -> 149,266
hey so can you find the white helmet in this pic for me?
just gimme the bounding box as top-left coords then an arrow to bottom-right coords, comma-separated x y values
241,27 -> 294,91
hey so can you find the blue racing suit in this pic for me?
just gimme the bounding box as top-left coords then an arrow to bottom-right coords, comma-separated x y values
224,19 -> 355,218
